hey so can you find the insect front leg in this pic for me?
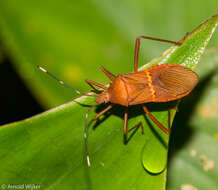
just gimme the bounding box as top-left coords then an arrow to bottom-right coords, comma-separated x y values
85,104 -> 114,167
85,79 -> 108,93
100,66 -> 115,81
92,104 -> 114,121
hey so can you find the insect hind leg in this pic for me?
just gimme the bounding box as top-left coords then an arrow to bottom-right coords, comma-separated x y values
142,104 -> 170,134
134,36 -> 180,72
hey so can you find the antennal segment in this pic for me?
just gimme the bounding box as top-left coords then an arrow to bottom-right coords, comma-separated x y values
37,66 -> 81,96
84,104 -> 97,167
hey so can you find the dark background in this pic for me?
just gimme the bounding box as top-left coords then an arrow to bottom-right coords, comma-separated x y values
0,55 -> 43,125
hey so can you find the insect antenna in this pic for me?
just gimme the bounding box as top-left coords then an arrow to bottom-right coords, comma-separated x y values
37,66 -> 93,97
84,104 -> 97,167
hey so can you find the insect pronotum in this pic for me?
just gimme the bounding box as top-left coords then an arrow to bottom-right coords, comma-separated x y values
38,35 -> 198,167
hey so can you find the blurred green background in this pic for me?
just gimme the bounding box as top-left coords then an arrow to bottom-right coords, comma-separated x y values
0,1 -> 218,189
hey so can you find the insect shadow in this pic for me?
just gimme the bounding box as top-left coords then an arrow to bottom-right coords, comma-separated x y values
92,104 -> 145,144
143,102 -> 177,149
168,69 -> 218,162
90,101 -> 176,147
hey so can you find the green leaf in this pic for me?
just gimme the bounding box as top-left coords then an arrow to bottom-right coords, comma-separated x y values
167,48 -> 218,190
0,14 -> 217,190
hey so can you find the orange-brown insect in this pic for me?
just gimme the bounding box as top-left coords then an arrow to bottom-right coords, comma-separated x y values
38,36 -> 198,167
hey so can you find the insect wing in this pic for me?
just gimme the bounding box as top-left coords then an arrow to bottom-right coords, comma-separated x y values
150,64 -> 199,102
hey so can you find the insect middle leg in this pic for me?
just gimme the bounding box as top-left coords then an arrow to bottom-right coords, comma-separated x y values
133,36 -> 180,72
123,108 -> 144,136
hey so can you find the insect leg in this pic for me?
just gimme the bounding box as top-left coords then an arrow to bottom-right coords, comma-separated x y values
37,66 -> 82,95
168,106 -> 171,134
123,108 -> 144,144
123,108 -> 144,134
142,104 -> 169,134
100,66 -> 115,81
85,80 -> 103,94
85,104 -> 113,167
123,108 -> 128,134
93,104 -> 114,120
85,79 -> 108,90
127,122 -> 144,134
134,36 -> 180,72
